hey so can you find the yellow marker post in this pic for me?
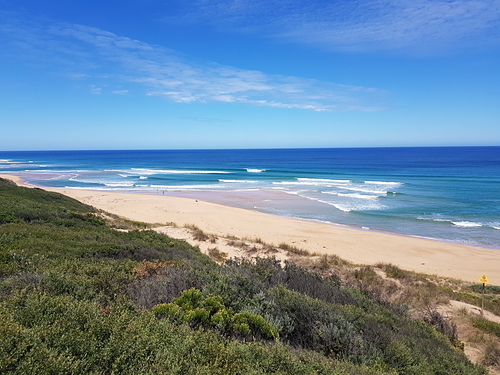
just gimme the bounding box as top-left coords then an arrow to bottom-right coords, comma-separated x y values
476,274 -> 491,315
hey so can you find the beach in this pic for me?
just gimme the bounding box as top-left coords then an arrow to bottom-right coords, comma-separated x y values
2,147 -> 500,247
2,173 -> 499,283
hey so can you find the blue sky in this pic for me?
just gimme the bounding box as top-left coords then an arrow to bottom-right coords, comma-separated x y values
1,0 -> 499,150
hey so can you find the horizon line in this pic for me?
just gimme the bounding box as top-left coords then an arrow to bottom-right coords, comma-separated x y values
2,145 -> 500,153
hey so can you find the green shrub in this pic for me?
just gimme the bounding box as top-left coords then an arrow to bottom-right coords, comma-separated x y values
471,284 -> 500,294
232,311 -> 279,339
384,341 -> 431,374
379,263 -> 415,280
473,319 -> 500,338
152,288 -> 278,340
0,214 -> 24,224
68,210 -> 106,226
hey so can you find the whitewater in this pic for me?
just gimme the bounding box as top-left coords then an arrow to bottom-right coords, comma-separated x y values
1,147 -> 499,248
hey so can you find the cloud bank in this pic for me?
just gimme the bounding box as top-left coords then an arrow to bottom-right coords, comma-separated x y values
169,0 -> 500,54
0,12 -> 385,112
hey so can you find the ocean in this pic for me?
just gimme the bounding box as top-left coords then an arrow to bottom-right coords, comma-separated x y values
1,147 -> 499,248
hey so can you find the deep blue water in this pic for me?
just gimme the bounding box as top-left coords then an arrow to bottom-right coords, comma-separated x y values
1,147 -> 499,247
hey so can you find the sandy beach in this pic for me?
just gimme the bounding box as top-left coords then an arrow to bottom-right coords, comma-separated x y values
2,173 -> 499,283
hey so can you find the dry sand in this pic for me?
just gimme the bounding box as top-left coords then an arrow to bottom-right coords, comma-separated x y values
2,174 -> 499,283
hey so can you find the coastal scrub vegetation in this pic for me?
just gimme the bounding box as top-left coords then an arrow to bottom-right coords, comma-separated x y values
0,178 -> 490,374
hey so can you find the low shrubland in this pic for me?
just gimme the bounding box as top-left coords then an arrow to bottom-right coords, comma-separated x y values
473,319 -> 500,339
0,178 -> 490,374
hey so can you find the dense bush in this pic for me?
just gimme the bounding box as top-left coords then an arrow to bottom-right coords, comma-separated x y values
0,178 -> 487,374
152,288 -> 279,340
3,292 -> 379,374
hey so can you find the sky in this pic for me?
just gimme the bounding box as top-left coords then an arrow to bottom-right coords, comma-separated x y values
0,0 -> 499,150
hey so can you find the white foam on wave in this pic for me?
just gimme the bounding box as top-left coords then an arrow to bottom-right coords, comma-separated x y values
293,191 -> 384,212
68,175 -> 140,188
273,181 -> 308,186
452,221 -> 482,228
418,216 -> 499,230
297,178 -> 350,184
330,203 -> 352,212
219,179 -> 258,183
452,221 -> 500,230
273,179 -> 398,196
324,191 -> 380,200
0,160 -> 25,164
139,176 -> 148,180
246,168 -> 266,173
68,175 -> 84,182
331,201 -> 383,212
280,190 -> 300,195
131,168 -> 229,175
1,162 -> 47,169
417,217 -> 448,223
35,169 -> 84,174
337,193 -> 379,200
43,175 -> 67,181
273,180 -> 347,187
340,186 -> 387,195
104,183 -> 136,187
364,181 -> 402,186
330,203 -> 354,212
295,194 -> 353,211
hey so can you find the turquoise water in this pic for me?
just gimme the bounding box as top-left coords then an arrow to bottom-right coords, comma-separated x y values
1,147 -> 499,247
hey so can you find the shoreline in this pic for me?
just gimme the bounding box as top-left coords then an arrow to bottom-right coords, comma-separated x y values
45,185 -> 500,251
2,173 -> 499,283
5,169 -> 500,250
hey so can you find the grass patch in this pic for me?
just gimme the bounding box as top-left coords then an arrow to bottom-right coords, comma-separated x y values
242,236 -> 265,244
85,210 -> 157,230
185,224 -> 217,242
278,242 -> 310,256
226,239 -> 249,249
377,263 -> 419,281
208,247 -> 228,262
473,319 -> 500,339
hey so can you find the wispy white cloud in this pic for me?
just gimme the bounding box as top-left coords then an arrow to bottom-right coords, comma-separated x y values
168,0 -> 500,54
0,11 -> 386,111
